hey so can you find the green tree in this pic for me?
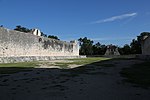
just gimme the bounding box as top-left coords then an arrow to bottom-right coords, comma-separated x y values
100,45 -> 107,55
14,25 -> 31,33
92,42 -> 106,55
14,25 -> 60,40
48,35 -> 60,40
128,32 -> 150,54
137,32 -> 150,42
119,44 -> 131,55
92,42 -> 101,55
78,37 -> 93,55
130,39 -> 141,54
129,32 -> 150,54
41,32 -> 47,37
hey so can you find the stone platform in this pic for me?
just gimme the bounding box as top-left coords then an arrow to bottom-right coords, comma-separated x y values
0,56 -> 86,63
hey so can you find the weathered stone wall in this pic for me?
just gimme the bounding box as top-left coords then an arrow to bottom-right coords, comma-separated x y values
0,56 -> 86,63
141,36 -> 150,55
0,27 -> 79,57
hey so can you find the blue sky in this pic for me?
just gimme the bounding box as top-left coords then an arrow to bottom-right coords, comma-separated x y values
0,0 -> 150,46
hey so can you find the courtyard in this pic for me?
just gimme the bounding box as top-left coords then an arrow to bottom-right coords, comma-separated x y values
0,57 -> 150,100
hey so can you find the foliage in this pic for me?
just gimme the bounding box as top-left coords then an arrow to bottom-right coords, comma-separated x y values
119,32 -> 150,55
14,25 -> 60,40
78,37 -> 94,55
78,37 -> 108,55
119,39 -> 142,55
41,32 -> 47,37
40,32 -> 60,40
92,42 -> 107,55
119,44 -> 131,55
129,32 -> 150,54
48,35 -> 60,40
130,39 -> 141,54
137,32 -> 150,42
14,25 -> 31,33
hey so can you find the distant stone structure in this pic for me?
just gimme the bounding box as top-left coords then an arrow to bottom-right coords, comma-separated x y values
105,45 -> 120,55
31,29 -> 42,36
141,35 -> 150,55
0,27 -> 81,63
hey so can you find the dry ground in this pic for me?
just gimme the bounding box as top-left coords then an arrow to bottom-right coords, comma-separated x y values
0,58 -> 150,100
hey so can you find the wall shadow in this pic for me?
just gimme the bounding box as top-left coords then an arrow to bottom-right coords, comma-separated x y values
0,58 -> 135,100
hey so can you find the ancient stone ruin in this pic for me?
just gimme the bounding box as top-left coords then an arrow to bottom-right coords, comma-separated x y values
31,28 -> 42,36
104,44 -> 120,56
141,35 -> 150,55
0,27 -> 81,63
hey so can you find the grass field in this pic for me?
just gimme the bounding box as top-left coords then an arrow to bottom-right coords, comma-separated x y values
0,62 -> 39,68
0,57 -> 110,74
56,57 -> 111,68
0,57 -> 110,68
0,57 -> 150,88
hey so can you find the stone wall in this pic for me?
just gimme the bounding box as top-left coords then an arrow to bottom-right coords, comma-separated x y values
0,56 -> 86,63
104,45 -> 120,55
141,36 -> 150,55
0,27 -> 79,57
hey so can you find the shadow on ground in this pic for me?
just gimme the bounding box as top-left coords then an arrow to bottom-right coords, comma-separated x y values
0,58 -> 150,100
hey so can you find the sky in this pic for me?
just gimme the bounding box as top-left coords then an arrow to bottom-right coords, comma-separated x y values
0,0 -> 150,46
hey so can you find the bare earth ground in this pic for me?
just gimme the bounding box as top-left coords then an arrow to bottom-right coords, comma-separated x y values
0,59 -> 150,100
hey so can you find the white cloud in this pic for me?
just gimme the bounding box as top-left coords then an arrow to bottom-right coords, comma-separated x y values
92,13 -> 137,24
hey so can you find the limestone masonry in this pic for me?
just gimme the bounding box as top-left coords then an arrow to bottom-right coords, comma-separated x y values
0,27 -> 80,62
105,45 -> 120,56
141,35 -> 150,55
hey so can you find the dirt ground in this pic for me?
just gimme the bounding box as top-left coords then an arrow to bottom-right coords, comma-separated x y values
0,59 -> 150,100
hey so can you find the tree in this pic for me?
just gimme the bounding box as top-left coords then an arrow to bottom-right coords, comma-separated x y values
78,37 -> 93,55
14,25 -> 60,40
48,35 -> 60,40
130,39 -> 141,54
92,42 -> 106,55
137,32 -> 150,42
119,44 -> 131,55
129,32 -> 150,54
92,42 -> 101,55
14,25 -> 31,33
100,44 -> 107,55
41,32 -> 47,37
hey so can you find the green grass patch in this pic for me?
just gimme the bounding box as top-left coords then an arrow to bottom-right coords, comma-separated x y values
55,57 -> 111,69
120,61 -> 150,88
70,57 -> 110,63
0,62 -> 39,67
0,62 -> 39,74
67,57 -> 111,65
0,57 -> 110,74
